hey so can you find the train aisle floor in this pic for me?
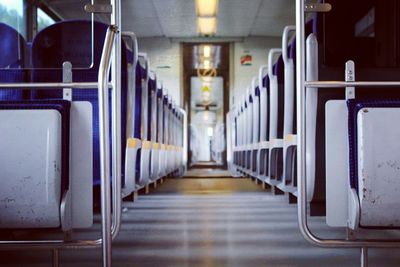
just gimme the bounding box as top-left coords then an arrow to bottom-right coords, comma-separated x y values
1,176 -> 400,267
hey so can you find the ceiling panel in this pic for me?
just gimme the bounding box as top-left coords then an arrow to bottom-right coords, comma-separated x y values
217,0 -> 262,37
122,18 -> 163,37
121,0 -> 158,19
121,0 -> 163,37
156,15 -> 197,37
46,0 -> 297,38
250,0 -> 295,36
152,0 -> 197,37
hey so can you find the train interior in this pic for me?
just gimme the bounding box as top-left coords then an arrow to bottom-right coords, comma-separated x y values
1,0 -> 400,266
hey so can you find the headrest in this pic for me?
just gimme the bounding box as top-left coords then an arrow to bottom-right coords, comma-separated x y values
148,78 -> 157,91
32,20 -> 109,69
289,38 -> 296,61
0,23 -> 26,68
157,88 -> 163,98
273,55 -> 284,82
305,13 -> 318,36
262,75 -> 270,89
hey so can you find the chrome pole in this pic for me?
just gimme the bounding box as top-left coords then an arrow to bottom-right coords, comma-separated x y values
52,249 -> 59,267
98,25 -> 118,267
111,0 -> 123,241
361,247 -> 368,267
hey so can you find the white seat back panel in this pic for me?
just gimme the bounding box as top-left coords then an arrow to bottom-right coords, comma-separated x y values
0,110 -> 61,228
357,107 -> 400,227
325,100 -> 349,227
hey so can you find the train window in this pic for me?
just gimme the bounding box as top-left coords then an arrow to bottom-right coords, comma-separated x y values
0,0 -> 97,70
0,0 -> 25,37
37,7 -> 55,32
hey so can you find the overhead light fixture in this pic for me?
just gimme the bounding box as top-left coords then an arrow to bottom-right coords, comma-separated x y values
198,17 -> 217,36
203,45 -> 211,58
196,0 -> 219,17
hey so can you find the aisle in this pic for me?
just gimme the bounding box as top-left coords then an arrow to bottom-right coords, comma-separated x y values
1,177 -> 400,266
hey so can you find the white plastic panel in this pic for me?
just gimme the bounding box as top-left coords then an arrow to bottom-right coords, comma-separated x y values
138,147 -> 151,188
357,107 -> 400,227
150,148 -> 159,181
70,102 -> 93,228
0,110 -> 62,228
325,100 -> 349,227
305,33 -> 318,200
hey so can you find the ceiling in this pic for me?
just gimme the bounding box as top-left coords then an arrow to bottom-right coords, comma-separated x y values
121,0 -> 295,38
45,0 -> 295,38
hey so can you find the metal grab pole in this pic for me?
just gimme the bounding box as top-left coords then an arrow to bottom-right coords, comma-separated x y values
52,249 -> 59,267
111,0 -> 123,240
361,247 -> 368,267
98,25 -> 118,267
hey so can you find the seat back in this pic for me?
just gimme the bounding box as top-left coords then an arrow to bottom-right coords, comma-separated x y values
31,20 -> 128,186
0,22 -> 28,100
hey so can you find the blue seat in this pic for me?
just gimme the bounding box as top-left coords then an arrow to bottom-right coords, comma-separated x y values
134,63 -> 147,185
0,22 -> 28,100
259,75 -> 270,176
31,20 -> 128,186
157,88 -> 163,143
147,77 -> 156,141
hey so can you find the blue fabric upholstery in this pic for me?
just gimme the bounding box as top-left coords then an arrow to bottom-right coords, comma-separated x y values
273,56 -> 285,138
147,78 -> 156,140
0,22 -> 27,100
163,95 -> 169,144
134,64 -> 147,139
347,99 -> 400,191
134,64 -> 147,184
262,75 -> 270,141
31,20 -> 128,186
0,100 -> 71,196
156,88 -> 163,143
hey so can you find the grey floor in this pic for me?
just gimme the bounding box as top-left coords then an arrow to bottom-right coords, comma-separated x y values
1,177 -> 400,267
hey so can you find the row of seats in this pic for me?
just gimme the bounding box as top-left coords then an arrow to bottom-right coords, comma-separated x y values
229,24 -> 298,198
0,20 -> 185,231
228,0 -> 400,232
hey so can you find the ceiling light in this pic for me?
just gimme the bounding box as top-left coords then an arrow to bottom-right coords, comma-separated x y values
198,17 -> 217,36
203,45 -> 211,58
196,0 -> 219,17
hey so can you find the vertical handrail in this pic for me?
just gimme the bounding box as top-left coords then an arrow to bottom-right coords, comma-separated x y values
98,25 -> 118,267
111,0 -> 122,244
